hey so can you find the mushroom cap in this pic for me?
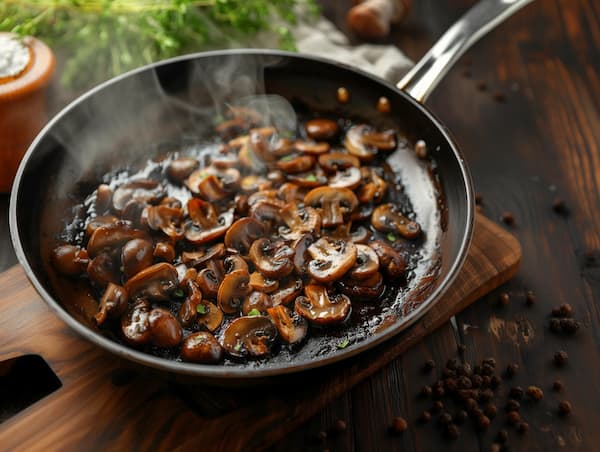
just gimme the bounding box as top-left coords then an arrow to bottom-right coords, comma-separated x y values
148,308 -> 183,348
184,208 -> 234,245
279,203 -> 321,240
181,332 -> 223,364
307,237 -> 357,283
276,154 -> 316,174
51,244 -> 89,277
85,214 -> 118,239
288,170 -> 328,188
328,166 -> 362,190
368,240 -> 407,278
121,298 -> 152,346
124,262 -> 179,302
338,271 -> 385,301
293,233 -> 314,275
249,271 -> 279,293
224,217 -> 265,254
270,277 -> 303,307
349,244 -> 380,280
220,316 -> 278,359
87,252 -> 119,287
294,284 -> 352,325
267,305 -> 308,345
196,267 -> 221,299
121,238 -> 154,279
87,221 -> 147,258
249,238 -> 295,279
294,140 -> 331,155
143,205 -> 184,239
305,118 -> 339,141
196,300 -> 224,332
182,243 -> 225,268
153,242 -> 176,262
95,283 -> 128,326
167,157 -> 199,183
178,280 -> 203,327
304,187 -> 359,228
317,152 -> 360,174
217,269 -> 250,314
112,179 -> 165,212
372,203 -> 421,239
344,125 -> 397,161
242,291 -> 273,315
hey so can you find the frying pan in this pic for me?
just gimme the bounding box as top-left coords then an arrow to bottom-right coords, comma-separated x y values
10,0 -> 533,383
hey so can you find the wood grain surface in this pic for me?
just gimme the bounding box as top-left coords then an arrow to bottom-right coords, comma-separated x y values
0,215 -> 519,451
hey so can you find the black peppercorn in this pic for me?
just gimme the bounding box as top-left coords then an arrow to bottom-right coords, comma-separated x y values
491,375 -> 502,389
445,378 -> 458,393
499,292 -> 510,306
558,303 -> 573,317
458,343 -> 467,354
420,411 -> 432,423
420,385 -> 433,398
505,363 -> 519,378
505,399 -> 520,412
477,415 -> 491,431
496,429 -> 509,443
458,363 -> 472,377
464,398 -> 478,412
445,423 -> 460,439
525,291 -> 536,306
438,412 -> 453,426
552,198 -> 569,216
558,400 -> 572,416
454,410 -> 468,424
491,443 -> 502,452
391,416 -> 408,433
333,419 -> 347,433
475,193 -> 483,205
549,318 -> 562,333
432,400 -> 444,413
560,318 -> 580,334
482,357 -> 497,368
482,364 -> 494,376
423,359 -> 436,373
517,422 -> 529,434
433,386 -> 445,399
509,386 -> 524,400
553,380 -> 564,392
507,411 -> 521,425
554,350 -> 568,367
501,211 -> 515,225
442,367 -> 457,378
480,389 -> 494,402
317,431 -> 327,442
458,376 -> 473,390
484,403 -> 498,419
526,386 -> 544,401
472,375 -> 483,388
446,358 -> 459,370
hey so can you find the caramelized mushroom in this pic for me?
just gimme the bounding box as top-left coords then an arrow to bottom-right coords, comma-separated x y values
318,152 -> 360,173
372,203 -> 421,239
181,332 -> 223,364
221,316 -> 277,359
224,218 -> 265,255
148,308 -> 182,347
167,157 -> 199,183
349,244 -> 380,280
267,305 -> 308,345
217,269 -> 250,314
295,284 -> 351,325
294,140 -> 330,155
87,252 -> 119,287
270,277 -> 303,306
242,291 -> 273,315
249,128 -> 278,162
182,243 -> 225,268
184,199 -> 234,245
328,167 -> 362,190
178,280 -> 203,327
279,202 -> 321,240
288,170 -> 328,188
307,237 -> 357,283
240,175 -> 271,193
249,238 -> 295,279
338,271 -> 385,301
186,168 -> 240,202
304,187 -> 358,227
276,154 -> 316,174
121,298 -> 151,346
278,182 -> 305,203
121,238 -> 154,279
95,283 -> 128,326
249,200 -> 284,227
249,272 -> 279,293
87,222 -> 147,258
196,300 -> 224,332
112,180 -> 165,212
124,262 -> 178,302
143,205 -> 184,239
85,215 -> 118,238
357,167 -> 388,203
368,240 -> 407,278
305,118 -> 339,141
292,234 -> 314,275
345,124 -> 397,161
196,267 -> 221,298
153,242 -> 176,262
223,254 -> 249,274
51,245 -> 89,277
95,184 -> 113,213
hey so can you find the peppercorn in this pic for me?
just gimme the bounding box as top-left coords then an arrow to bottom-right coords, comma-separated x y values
317,431 -> 327,442
445,378 -> 458,393
558,303 -> 573,317
558,400 -> 572,416
501,211 -> 515,225
377,96 -> 391,114
505,363 -> 519,378
458,343 -> 467,354
482,357 -> 497,368
549,318 -> 562,333
423,359 -> 435,373
509,386 -> 524,400
464,398 -> 478,412
526,386 -> 544,401
553,380 -> 564,392
445,423 -> 460,440
442,367 -> 457,378
472,375 -> 483,388
496,429 -> 509,443
337,87 -> 349,104
525,291 -> 536,306
438,412 -> 453,426
560,318 -> 580,334
420,385 -> 433,398
454,410 -> 468,424
477,415 -> 491,430
415,140 -> 427,159
482,363 -> 494,376
505,400 -> 520,412
499,292 -> 510,306
552,198 -> 569,216
471,407 -> 484,419
433,386 -> 445,399
420,411 -> 432,423
490,443 -> 502,452
484,403 -> 498,419
432,400 -> 444,413
554,350 -> 568,367
458,363 -> 472,377
391,416 -> 408,433
446,358 -> 459,370
491,375 -> 502,389
517,422 -> 529,434
507,411 -> 521,425
480,389 -> 494,402
458,376 -> 473,390
333,419 -> 347,433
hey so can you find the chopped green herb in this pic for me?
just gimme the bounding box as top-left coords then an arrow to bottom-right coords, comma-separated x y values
280,154 -> 295,162
234,343 -> 242,352
247,308 -> 261,317
214,114 -> 225,124
304,174 -> 317,182
337,339 -> 350,349
387,232 -> 397,242
119,266 -> 124,273
174,288 -> 184,298
196,304 -> 207,315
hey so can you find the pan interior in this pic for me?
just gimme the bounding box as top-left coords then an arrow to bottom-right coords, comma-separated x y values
12,51 -> 472,379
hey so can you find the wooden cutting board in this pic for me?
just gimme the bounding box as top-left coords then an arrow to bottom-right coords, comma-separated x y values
0,214 -> 520,451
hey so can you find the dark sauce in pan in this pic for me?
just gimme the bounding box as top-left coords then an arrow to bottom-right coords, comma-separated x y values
48,110 -> 442,367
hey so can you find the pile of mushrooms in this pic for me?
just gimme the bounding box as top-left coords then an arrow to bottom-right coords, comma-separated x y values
51,108 -> 422,364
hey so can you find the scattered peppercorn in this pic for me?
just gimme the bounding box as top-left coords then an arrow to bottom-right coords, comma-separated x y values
526,386 -> 544,401
477,415 -> 491,430
483,358 -> 497,368
553,380 -> 564,392
454,410 -> 468,424
552,198 -> 569,216
465,398 -> 478,412
560,318 -> 580,335
549,318 -> 562,333
446,358 -> 459,370
415,140 -> 428,159
505,363 -> 519,378
509,387 -> 524,400
558,303 -> 573,318
420,385 -> 433,398
420,411 -> 432,423
501,211 -> 515,225
517,422 -> 529,434
317,431 -> 327,442
558,400 -> 572,416
391,416 -> 408,433
496,429 -> 509,443
484,403 -> 498,419
433,386 -> 445,399
423,359 -> 436,373
499,292 -> 511,306
472,375 -> 483,388
438,412 -> 453,426
480,389 -> 494,403
525,291 -> 536,306
377,96 -> 391,114
507,411 -> 521,425
505,400 -> 520,412
554,350 -> 569,367
432,400 -> 444,413
458,363 -> 472,377
491,375 -> 502,389
491,443 -> 502,452
445,423 -> 460,440
333,419 -> 347,433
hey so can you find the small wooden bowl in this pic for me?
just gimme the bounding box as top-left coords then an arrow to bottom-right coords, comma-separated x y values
0,33 -> 55,193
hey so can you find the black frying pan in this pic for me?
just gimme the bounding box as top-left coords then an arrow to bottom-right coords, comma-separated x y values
9,0 -> 532,383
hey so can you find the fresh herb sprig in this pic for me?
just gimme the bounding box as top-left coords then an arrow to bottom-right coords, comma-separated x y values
0,0 -> 318,91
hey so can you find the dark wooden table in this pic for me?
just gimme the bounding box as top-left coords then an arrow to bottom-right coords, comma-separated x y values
1,0 -> 599,450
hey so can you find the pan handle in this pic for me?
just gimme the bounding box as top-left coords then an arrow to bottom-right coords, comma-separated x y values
397,0 -> 534,102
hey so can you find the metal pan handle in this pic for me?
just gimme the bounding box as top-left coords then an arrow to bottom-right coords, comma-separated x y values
397,0 -> 534,102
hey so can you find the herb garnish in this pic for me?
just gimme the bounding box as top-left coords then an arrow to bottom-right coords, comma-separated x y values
387,232 -> 397,242
247,308 -> 261,317
174,288 -> 185,298
196,304 -> 207,314
336,339 -> 350,349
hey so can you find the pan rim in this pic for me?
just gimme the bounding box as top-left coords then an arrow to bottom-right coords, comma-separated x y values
9,49 -> 474,380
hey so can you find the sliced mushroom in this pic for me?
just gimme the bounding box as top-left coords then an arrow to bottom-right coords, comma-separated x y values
196,300 -> 224,332
249,128 -> 278,162
270,277 -> 303,306
349,244 -> 380,280
87,222 -> 147,258
87,252 -> 119,287
368,240 -> 407,278
276,154 -> 316,174
247,189 -> 281,207
182,243 -> 225,268
121,298 -> 152,346
220,316 -> 277,359
278,182 -> 305,203
95,184 -> 113,214
176,265 -> 198,287
121,238 -> 154,279
167,157 -> 199,183
357,167 -> 387,203
294,140 -> 330,155
288,169 -> 328,188
148,308 -> 183,348
217,269 -> 250,314
344,124 -> 397,161
238,140 -> 267,173
143,205 -> 184,239
305,118 -> 339,141
178,280 -> 203,327
112,180 -> 165,212
240,175 -> 271,193
249,238 -> 294,279
241,291 -> 273,315
184,199 -> 234,245
181,332 -> 223,364
85,215 -> 118,238
267,305 -> 308,345
317,152 -> 360,174
328,167 -> 362,190
51,245 -> 89,277
224,217 -> 265,255
153,242 -> 176,262
249,200 -> 284,227
249,271 -> 279,293
186,168 -> 240,202
307,237 -> 357,283
304,187 -> 358,227
295,284 -> 351,325
292,233 -> 314,275
95,283 -> 128,326
124,262 -> 178,302
279,202 -> 321,240
223,254 -> 249,274
338,271 -> 385,301
361,129 -> 397,151
371,203 -> 422,239
196,267 -> 221,298
211,148 -> 240,169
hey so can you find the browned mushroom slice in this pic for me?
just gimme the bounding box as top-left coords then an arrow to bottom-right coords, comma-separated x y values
267,305 -> 308,345
249,271 -> 279,293
176,265 -> 198,287
288,170 -> 328,188
278,182 -> 305,203
240,175 -> 271,193
338,271 -> 385,301
349,244 -> 380,280
247,189 -> 281,207
234,194 -> 250,216
357,167 -> 388,203
217,269 -> 250,314
307,237 -> 357,283
85,214 -> 118,238
249,129 -> 277,162
121,238 -> 154,279
95,283 -> 128,326
238,140 -> 266,173
196,300 -> 224,332
181,332 -> 223,364
344,125 -> 378,161
223,254 -> 249,274
224,217 -> 265,255
197,267 -> 221,298
51,244 -> 89,277
112,180 -> 165,212
124,262 -> 178,302
349,225 -> 371,244
304,187 -> 358,228
294,140 -> 330,155
249,200 -> 284,227
95,184 -> 113,213
159,196 -> 182,209
267,169 -> 286,185
276,153 -> 316,174
87,221 -> 147,258
371,204 -> 421,239
87,252 -> 119,287
178,280 -> 203,327
271,277 -> 303,306
143,205 -> 184,239
184,201 -> 234,245
148,308 -> 183,348
305,118 -> 339,141
182,243 -> 225,268
194,174 -> 228,202
294,284 -> 351,325
211,147 -> 239,169
241,291 -> 273,315
361,129 -> 397,151
318,152 -> 360,174
249,238 -> 294,279
153,242 -> 176,262
186,167 -> 241,202
351,203 -> 374,222
328,167 -> 361,190
279,203 -> 321,240
121,298 -> 152,346
220,316 -> 277,359
368,240 -> 407,278
167,157 -> 199,183
292,234 -> 314,275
